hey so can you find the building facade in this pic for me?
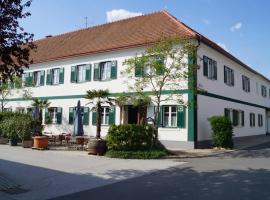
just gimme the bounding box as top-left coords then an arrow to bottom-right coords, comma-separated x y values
4,11 -> 270,149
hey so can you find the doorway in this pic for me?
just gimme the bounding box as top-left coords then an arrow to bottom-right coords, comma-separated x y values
127,106 -> 138,124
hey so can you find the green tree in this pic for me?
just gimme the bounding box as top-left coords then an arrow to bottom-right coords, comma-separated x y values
0,0 -> 35,82
123,36 -> 198,138
85,89 -> 113,138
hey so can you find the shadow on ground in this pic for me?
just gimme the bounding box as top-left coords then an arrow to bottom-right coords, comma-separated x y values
50,166 -> 270,200
0,159 -> 149,200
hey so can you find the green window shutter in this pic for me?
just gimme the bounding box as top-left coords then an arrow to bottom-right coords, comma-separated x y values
109,107 -> 116,125
213,61 -> 217,80
92,109 -> 97,125
56,107 -> 62,124
46,69 -> 52,85
83,107 -> 90,125
231,70 -> 234,86
69,107 -> 74,124
177,106 -> 186,128
40,71 -> 45,86
59,68 -> 65,84
250,113 -> 252,127
241,111 -> 244,126
28,72 -> 33,86
154,106 -> 162,127
232,110 -> 238,126
94,63 -> 100,81
45,108 -> 50,124
110,61 -> 117,79
15,77 -> 22,88
203,56 -> 208,77
71,66 -> 77,83
85,64 -> 91,81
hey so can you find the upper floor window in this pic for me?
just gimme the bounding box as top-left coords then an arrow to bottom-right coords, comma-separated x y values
71,64 -> 91,83
224,66 -> 234,86
47,68 -> 64,85
261,85 -> 267,97
242,75 -> 250,92
203,56 -> 217,80
94,61 -> 117,81
135,55 -> 165,77
24,71 -> 45,87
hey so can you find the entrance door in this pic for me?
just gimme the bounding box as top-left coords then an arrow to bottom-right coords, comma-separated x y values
127,106 -> 138,124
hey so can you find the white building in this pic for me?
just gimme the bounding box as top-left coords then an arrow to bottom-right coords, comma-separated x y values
5,11 -> 270,149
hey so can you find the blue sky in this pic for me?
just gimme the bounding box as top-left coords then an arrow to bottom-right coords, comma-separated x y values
21,0 -> 270,78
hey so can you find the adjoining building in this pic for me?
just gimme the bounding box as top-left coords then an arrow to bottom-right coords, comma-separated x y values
5,11 -> 270,149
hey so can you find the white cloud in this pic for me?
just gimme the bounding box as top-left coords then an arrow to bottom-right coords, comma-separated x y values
217,42 -> 228,51
202,19 -> 210,25
106,9 -> 142,22
230,22 -> 242,32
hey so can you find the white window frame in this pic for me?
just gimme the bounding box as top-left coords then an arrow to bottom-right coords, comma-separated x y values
47,107 -> 58,124
77,65 -> 86,83
101,107 -> 110,125
242,75 -> 250,92
261,85 -> 267,98
224,66 -> 234,86
100,61 -> 112,81
33,71 -> 41,87
163,106 -> 177,128
52,68 -> 60,85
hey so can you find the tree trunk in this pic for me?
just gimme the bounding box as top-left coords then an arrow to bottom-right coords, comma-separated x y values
96,103 -> 102,138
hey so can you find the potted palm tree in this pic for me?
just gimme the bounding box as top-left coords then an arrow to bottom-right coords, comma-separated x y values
85,89 -> 113,155
31,98 -> 51,149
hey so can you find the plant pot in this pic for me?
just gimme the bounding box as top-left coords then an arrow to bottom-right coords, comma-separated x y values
87,139 -> 107,155
33,136 -> 48,149
9,139 -> 18,146
0,137 -> 8,144
22,140 -> 32,148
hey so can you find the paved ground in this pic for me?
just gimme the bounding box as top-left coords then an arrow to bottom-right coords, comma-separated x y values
0,146 -> 183,200
50,139 -> 270,200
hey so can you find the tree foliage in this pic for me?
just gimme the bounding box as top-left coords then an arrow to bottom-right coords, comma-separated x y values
0,0 -> 35,82
123,36 -> 198,135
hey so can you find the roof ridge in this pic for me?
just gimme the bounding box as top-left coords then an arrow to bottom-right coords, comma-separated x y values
34,10 -> 164,43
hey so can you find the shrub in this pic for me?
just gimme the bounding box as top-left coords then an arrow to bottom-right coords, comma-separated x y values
0,112 -> 21,138
0,113 -> 34,141
105,149 -> 168,159
106,124 -> 157,151
208,116 -> 234,149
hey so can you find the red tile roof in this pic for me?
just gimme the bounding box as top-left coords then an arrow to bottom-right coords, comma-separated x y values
31,10 -> 269,82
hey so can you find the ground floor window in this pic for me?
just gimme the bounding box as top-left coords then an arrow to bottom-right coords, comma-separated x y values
69,107 -> 90,125
101,107 -> 110,125
16,107 -> 25,113
249,113 -> 255,127
224,108 -> 244,127
258,114 -> 263,127
45,107 -> 62,124
163,106 -> 177,127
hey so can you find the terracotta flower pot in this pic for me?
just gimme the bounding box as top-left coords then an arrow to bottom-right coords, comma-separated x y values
87,139 -> 107,155
33,136 -> 48,149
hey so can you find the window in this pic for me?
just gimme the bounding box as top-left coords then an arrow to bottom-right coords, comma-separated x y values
258,114 -> 263,127
33,71 -> 41,86
261,85 -> 267,97
101,107 -> 110,125
52,68 -> 60,85
94,61 -> 117,81
68,107 -> 90,125
71,64 -> 91,83
45,107 -> 62,124
250,113 -> 255,127
224,108 -> 244,127
16,107 -> 25,113
203,56 -> 217,80
242,75 -> 250,92
224,66 -> 234,86
163,106 -> 177,127
100,62 -> 112,81
3,108 -> 12,112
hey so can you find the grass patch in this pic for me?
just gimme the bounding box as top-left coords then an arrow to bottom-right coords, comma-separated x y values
105,149 -> 168,159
